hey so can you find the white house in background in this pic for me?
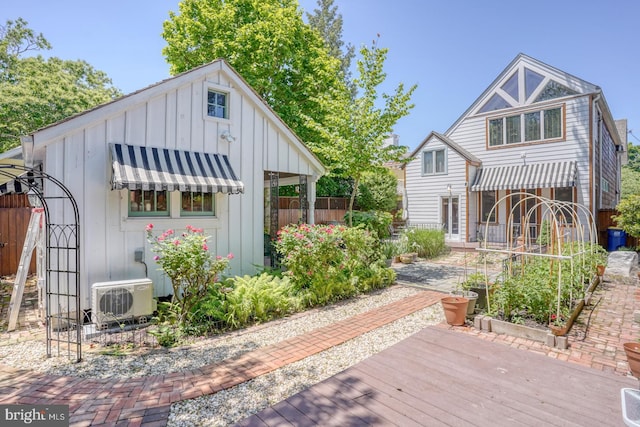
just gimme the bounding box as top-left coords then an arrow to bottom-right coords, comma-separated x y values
404,53 -> 627,246
14,59 -> 325,311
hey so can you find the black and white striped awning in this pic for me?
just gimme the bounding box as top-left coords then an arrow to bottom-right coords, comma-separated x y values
110,143 -> 244,194
470,161 -> 577,192
0,162 -> 41,196
0,178 -> 26,195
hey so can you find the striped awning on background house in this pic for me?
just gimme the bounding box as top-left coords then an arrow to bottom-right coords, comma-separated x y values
470,161 -> 577,192
0,160 -> 37,196
110,143 -> 244,194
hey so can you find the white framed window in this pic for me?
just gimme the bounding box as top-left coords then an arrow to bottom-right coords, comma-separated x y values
129,190 -> 169,217
207,90 -> 228,119
422,148 -> 446,175
203,81 -> 234,123
488,105 -> 563,147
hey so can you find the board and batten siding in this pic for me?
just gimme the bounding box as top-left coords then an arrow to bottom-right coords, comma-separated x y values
36,63 -> 321,309
405,137 -> 468,241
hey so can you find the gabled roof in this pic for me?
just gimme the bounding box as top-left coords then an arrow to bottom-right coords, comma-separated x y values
444,53 -> 603,137
406,131 -> 481,167
26,59 -> 325,174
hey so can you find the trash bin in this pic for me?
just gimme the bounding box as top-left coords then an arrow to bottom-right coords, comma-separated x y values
607,227 -> 627,251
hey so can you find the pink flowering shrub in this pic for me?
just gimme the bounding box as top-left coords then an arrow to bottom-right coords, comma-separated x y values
274,223 -> 395,305
146,224 -> 232,324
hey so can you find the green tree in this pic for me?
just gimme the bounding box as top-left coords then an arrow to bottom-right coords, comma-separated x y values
357,169 -> 398,212
0,19 -> 121,152
621,167 -> 640,198
614,194 -> 640,238
626,142 -> 640,172
306,40 -> 416,225
306,0 -> 355,97
161,0 -> 346,148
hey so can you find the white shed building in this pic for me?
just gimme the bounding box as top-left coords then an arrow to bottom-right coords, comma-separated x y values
18,59 -> 325,311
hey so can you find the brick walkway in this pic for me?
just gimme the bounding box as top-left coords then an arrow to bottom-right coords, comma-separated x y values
0,269 -> 638,426
0,291 -> 443,426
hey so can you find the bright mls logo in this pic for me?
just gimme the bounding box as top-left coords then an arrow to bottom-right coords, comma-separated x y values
1,405 -> 68,426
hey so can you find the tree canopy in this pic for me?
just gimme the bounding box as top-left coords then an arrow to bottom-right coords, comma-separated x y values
305,40 -> 416,221
162,0 -> 346,148
0,18 -> 121,152
306,0 -> 355,97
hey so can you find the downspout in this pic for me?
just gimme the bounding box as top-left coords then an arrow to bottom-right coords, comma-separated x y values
592,91 -> 602,221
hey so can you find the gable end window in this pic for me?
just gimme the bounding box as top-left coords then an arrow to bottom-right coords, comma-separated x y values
422,149 -> 447,175
488,105 -> 563,147
207,89 -> 228,119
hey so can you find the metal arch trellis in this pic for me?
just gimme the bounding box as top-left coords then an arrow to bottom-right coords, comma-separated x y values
0,164 -> 81,362
478,192 -> 598,322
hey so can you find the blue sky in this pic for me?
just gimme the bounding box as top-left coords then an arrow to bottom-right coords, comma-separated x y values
3,0 -> 639,151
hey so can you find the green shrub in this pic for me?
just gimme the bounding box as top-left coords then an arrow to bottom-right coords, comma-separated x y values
344,210 -> 393,238
403,227 -> 447,258
146,224 -> 232,325
614,194 -> 640,238
223,273 -> 299,328
274,223 -> 393,306
356,170 -> 398,212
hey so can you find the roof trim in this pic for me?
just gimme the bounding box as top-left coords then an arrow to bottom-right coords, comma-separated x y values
406,131 -> 481,167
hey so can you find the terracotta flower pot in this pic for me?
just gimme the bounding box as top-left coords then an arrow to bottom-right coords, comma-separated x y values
549,324 -> 568,336
441,296 -> 469,326
624,342 -> 640,379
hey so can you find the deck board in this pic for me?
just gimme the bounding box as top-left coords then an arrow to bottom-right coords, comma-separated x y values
237,326 -> 636,426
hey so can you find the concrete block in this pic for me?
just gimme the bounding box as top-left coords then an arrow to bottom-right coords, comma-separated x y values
481,316 -> 491,332
545,333 -> 556,348
556,336 -> 568,350
474,315 -> 484,330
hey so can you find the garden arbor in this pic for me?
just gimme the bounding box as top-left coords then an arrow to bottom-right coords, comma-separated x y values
478,193 -> 601,329
0,163 -> 81,362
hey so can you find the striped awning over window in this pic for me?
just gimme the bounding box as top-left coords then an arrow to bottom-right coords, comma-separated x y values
110,143 -> 244,194
470,161 -> 577,192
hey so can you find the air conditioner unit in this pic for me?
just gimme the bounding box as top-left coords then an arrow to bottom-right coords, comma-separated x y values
92,278 -> 154,328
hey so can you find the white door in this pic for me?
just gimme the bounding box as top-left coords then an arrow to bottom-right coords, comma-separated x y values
441,196 -> 459,240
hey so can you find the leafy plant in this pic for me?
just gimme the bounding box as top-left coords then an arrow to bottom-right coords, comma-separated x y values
403,227 -> 447,258
356,170 -> 398,212
223,273 -> 299,328
274,223 -> 393,306
344,210 -> 393,238
146,224 -> 232,325
614,194 -> 640,238
460,272 -> 489,291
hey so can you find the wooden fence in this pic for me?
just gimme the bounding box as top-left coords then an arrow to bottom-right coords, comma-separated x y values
0,194 -> 35,276
278,196 -> 349,229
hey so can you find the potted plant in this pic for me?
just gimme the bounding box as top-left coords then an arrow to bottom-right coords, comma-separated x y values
624,342 -> 640,379
381,240 -> 399,266
451,282 -> 478,316
440,296 -> 469,326
461,272 -> 491,311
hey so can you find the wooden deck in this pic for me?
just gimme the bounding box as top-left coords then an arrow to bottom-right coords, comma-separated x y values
236,326 -> 637,426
